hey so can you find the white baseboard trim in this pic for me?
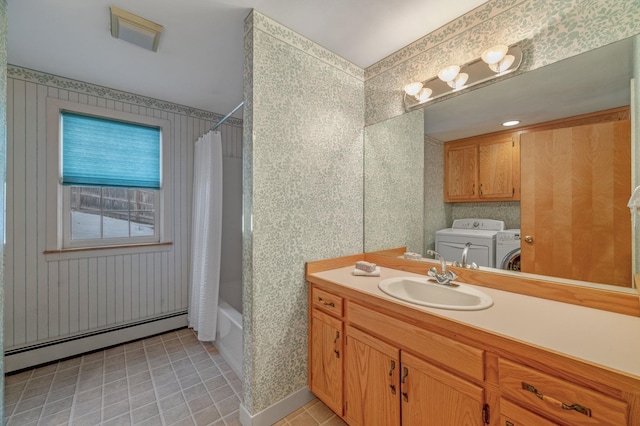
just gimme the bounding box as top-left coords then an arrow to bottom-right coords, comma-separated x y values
239,387 -> 315,426
5,313 -> 188,373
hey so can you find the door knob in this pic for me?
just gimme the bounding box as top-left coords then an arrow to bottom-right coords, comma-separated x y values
524,235 -> 534,243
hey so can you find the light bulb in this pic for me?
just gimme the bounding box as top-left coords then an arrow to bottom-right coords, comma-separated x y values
437,65 -> 460,83
404,82 -> 423,96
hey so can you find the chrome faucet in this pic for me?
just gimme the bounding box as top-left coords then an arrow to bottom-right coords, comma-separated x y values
426,249 -> 458,286
453,242 -> 479,269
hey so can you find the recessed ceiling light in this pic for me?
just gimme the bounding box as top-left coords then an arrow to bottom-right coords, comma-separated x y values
110,6 -> 163,52
502,120 -> 520,127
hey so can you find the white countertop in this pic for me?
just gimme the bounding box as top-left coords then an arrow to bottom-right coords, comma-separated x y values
309,266 -> 640,379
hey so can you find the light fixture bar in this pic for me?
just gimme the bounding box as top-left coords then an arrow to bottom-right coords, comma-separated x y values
404,44 -> 523,110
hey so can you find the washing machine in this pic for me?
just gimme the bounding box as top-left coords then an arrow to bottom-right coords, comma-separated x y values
496,229 -> 521,271
434,219 -> 505,268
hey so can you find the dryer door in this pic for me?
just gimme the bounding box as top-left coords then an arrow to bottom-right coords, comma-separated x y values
500,249 -> 521,271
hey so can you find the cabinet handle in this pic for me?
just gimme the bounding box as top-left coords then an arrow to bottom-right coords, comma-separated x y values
521,382 -> 592,417
401,367 -> 409,402
471,184 -> 475,195
388,361 -> 396,394
524,235 -> 533,244
479,183 -> 483,195
317,296 -> 335,307
333,331 -> 340,358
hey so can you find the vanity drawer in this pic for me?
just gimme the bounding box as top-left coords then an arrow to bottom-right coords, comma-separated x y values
312,287 -> 343,317
498,358 -> 627,426
500,398 -> 559,426
348,302 -> 484,381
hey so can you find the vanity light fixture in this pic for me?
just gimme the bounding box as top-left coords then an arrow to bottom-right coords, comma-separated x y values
502,120 -> 520,127
110,6 -> 164,52
403,44 -> 523,111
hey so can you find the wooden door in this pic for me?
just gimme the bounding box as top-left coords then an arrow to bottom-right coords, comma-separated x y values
310,309 -> 343,415
479,135 -> 516,199
400,351 -> 485,426
445,143 -> 478,201
345,326 -> 400,426
520,120 -> 631,286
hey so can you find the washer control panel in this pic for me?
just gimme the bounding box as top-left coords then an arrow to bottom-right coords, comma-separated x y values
451,218 -> 505,231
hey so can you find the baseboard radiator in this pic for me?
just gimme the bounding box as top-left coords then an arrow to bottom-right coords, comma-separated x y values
4,311 -> 188,373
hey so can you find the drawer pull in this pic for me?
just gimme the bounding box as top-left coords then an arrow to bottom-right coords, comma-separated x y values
317,296 -> 335,307
521,382 -> 592,417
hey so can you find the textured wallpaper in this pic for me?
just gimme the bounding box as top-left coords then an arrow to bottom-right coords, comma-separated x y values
242,11 -> 364,414
364,110 -> 424,254
365,0 -> 640,126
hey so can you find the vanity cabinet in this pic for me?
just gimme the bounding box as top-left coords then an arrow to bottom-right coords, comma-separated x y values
309,287 -> 344,415
307,262 -> 640,426
444,133 -> 519,202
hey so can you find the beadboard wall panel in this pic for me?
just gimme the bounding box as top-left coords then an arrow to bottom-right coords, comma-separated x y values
5,67 -> 242,352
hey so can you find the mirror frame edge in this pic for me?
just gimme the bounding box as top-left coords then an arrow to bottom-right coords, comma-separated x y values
365,248 -> 640,317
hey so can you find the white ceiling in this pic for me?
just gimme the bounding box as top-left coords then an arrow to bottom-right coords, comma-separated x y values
7,0 -> 488,118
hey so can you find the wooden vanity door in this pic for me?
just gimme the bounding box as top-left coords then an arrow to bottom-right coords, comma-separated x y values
344,326 -> 400,426
520,120 -> 631,286
310,309 -> 343,415
400,351 -> 485,426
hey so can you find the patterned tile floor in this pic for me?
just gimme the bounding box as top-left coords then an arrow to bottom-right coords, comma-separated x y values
273,399 -> 346,426
4,329 -> 242,425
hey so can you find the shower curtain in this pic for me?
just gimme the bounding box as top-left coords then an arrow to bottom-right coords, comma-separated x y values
189,130 -> 223,341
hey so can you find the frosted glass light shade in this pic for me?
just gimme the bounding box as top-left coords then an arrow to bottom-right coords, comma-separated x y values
489,54 -> 516,73
447,72 -> 469,90
417,88 -> 433,102
438,65 -> 461,83
481,45 -> 508,65
404,82 -> 424,96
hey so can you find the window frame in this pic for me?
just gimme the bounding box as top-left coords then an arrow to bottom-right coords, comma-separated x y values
46,98 -> 173,255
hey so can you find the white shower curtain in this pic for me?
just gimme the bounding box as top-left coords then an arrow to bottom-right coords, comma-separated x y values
189,130 -> 223,341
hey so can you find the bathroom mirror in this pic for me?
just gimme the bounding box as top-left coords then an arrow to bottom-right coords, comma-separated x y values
364,35 -> 638,291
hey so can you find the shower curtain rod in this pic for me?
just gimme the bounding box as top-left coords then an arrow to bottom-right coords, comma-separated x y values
210,101 -> 244,132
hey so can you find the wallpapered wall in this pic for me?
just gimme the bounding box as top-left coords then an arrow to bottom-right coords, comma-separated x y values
364,110 -> 424,254
365,0 -> 640,127
242,11 -> 365,414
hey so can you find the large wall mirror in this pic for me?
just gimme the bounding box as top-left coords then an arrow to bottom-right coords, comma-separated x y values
364,34 -> 639,293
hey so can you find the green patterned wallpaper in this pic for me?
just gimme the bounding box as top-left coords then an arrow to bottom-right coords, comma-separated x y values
242,11 -> 364,414
364,111 -> 424,254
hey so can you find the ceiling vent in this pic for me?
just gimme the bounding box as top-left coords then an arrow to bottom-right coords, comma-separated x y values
110,6 -> 163,52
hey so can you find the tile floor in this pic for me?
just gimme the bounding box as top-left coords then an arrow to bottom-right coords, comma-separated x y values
4,328 -> 242,425
272,399 -> 346,426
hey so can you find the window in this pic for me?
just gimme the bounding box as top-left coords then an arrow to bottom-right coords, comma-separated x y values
47,98 -> 173,253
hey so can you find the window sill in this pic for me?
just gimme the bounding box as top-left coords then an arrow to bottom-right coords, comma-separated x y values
44,242 -> 173,261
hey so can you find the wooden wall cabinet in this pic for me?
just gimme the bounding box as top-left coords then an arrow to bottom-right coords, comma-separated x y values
444,133 -> 520,202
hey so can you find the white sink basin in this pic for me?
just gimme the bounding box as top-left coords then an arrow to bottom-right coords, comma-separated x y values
378,277 -> 493,311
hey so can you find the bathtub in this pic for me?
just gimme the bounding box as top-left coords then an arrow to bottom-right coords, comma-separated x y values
215,300 -> 243,378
